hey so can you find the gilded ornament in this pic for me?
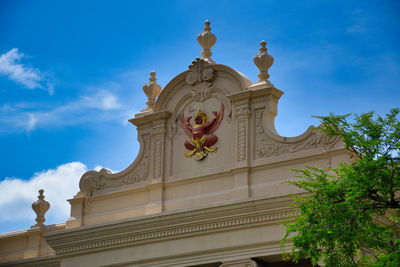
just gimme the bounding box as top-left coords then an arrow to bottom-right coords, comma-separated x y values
180,104 -> 224,160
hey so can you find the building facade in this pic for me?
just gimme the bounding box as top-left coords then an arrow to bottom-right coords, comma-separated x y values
0,21 -> 350,267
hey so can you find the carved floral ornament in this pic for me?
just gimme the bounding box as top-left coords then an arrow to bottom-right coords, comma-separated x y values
185,58 -> 216,85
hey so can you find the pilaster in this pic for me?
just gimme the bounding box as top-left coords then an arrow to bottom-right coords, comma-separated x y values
65,193 -> 85,229
146,111 -> 170,214
228,92 -> 252,199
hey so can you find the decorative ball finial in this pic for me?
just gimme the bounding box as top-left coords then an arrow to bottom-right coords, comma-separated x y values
31,189 -> 50,227
253,40 -> 274,82
142,71 -> 162,112
197,20 -> 217,64
203,20 -> 211,31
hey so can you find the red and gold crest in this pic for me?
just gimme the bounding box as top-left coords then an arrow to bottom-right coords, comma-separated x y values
180,104 -> 224,160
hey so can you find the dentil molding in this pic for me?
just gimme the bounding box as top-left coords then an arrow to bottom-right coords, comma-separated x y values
44,195 -> 298,257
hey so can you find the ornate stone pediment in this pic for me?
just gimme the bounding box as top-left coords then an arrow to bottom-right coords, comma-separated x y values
70,20 -> 347,232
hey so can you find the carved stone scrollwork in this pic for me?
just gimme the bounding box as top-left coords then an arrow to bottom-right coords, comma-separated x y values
79,135 -> 151,196
186,58 -> 216,85
237,120 -> 247,162
235,106 -> 250,162
153,139 -> 163,178
152,126 -> 166,136
235,107 -> 250,118
152,124 -> 166,179
79,171 -> 106,196
255,110 -> 340,158
255,109 -> 264,135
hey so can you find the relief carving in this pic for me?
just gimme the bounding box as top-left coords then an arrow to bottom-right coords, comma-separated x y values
237,119 -> 247,161
153,138 -> 162,178
185,58 -> 216,85
180,104 -> 224,160
255,110 -> 340,158
79,135 -> 151,195
235,106 -> 249,162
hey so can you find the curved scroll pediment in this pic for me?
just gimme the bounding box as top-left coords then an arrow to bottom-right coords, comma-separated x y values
154,59 -> 251,112
79,133 -> 151,196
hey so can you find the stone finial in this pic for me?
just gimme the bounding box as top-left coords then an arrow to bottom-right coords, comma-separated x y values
197,20 -> 217,64
142,71 -> 162,112
253,40 -> 274,82
31,189 -> 50,227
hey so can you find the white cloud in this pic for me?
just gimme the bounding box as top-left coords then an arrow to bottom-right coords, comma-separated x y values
0,162 -> 88,227
0,90 -> 125,133
0,48 -> 54,94
27,114 -> 38,132
82,90 -> 122,110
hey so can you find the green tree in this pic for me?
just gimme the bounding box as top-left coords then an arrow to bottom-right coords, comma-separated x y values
281,109 -> 400,266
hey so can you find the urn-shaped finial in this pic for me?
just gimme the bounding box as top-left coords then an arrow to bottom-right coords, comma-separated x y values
142,71 -> 162,112
31,189 -> 50,227
197,20 -> 217,64
253,40 -> 274,82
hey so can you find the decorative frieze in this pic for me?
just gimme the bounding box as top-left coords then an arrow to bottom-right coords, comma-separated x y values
44,196 -> 299,257
55,210 -> 298,255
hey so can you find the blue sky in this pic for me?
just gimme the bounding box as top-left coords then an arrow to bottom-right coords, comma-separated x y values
0,0 -> 399,233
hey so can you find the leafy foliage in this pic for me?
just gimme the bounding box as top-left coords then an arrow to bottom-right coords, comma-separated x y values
281,109 -> 400,266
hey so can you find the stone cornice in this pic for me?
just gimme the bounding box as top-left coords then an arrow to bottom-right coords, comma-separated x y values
44,195 -> 298,257
129,110 -> 171,127
0,255 -> 59,267
227,87 -> 283,103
